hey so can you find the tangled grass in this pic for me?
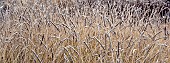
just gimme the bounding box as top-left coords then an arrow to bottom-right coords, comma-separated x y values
0,0 -> 170,63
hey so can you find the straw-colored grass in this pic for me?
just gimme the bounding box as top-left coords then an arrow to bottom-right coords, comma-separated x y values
0,0 -> 170,63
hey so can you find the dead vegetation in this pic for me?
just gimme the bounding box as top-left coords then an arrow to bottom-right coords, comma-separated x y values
0,0 -> 170,63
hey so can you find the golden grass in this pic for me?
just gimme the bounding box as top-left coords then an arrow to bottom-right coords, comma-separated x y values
0,0 -> 170,63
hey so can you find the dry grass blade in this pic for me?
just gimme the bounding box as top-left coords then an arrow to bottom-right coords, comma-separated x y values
31,49 -> 43,63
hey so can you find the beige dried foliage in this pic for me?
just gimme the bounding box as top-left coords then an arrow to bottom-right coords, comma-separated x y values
0,0 -> 170,63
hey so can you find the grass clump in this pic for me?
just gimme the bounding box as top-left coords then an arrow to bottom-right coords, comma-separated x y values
0,0 -> 170,63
